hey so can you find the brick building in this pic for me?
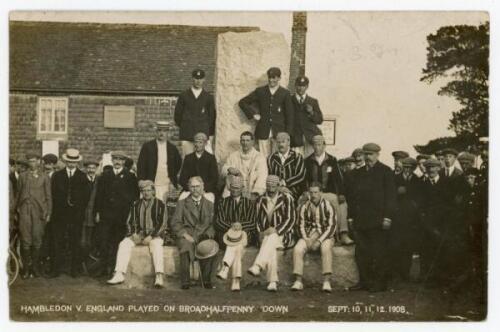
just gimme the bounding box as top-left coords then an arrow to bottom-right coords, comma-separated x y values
9,21 -> 258,162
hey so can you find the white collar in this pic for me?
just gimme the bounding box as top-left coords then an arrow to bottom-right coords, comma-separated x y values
314,152 -> 326,163
156,139 -> 166,145
66,167 -> 75,175
269,85 -> 279,95
278,150 -> 290,160
430,174 -> 440,183
114,167 -> 123,175
195,151 -> 204,158
296,93 -> 307,101
191,87 -> 203,97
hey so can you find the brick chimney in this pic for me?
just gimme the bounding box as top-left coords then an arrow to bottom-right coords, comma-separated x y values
288,12 -> 307,91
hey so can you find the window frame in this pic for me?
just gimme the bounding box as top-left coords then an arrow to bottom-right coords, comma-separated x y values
37,96 -> 69,135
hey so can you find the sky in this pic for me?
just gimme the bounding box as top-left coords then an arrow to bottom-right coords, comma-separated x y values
9,11 -> 488,163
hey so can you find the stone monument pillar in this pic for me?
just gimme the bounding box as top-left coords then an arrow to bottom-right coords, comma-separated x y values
214,31 -> 290,163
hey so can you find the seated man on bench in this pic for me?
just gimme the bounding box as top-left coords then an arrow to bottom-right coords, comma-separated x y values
107,180 -> 167,288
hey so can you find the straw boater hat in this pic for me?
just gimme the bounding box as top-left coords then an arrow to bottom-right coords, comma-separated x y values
195,239 -> 219,260
223,228 -> 248,247
62,148 -> 82,162
155,121 -> 171,130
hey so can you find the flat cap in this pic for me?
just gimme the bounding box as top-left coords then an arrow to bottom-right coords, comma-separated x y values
229,176 -> 243,188
295,76 -> 309,86
392,151 -> 410,159
193,132 -> 208,141
416,154 -> 431,161
351,148 -> 364,157
424,158 -> 441,168
464,168 -> 480,176
442,148 -> 458,156
457,152 -> 475,162
138,180 -> 155,190
401,157 -> 417,167
192,69 -> 205,79
434,150 -> 444,157
111,150 -> 128,159
267,67 -> 281,78
311,135 -> 325,143
42,153 -> 58,164
83,161 -> 99,167
362,143 -> 381,153
266,175 -> 280,185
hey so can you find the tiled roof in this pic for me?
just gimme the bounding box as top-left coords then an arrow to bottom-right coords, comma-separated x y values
10,21 -> 258,93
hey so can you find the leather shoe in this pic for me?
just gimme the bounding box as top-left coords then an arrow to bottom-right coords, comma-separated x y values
348,283 -> 366,291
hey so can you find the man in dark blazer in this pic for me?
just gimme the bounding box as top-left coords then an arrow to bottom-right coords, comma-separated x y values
239,67 -> 294,157
50,149 -> 90,278
171,176 -> 216,289
345,143 -> 397,292
94,151 -> 139,276
81,160 -> 100,262
290,76 -> 323,156
137,121 -> 182,202
179,132 -> 219,195
174,69 -> 216,157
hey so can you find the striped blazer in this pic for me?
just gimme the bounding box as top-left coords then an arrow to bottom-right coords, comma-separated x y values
298,198 -> 337,243
126,198 -> 167,238
268,150 -> 306,200
255,192 -> 297,249
215,196 -> 257,236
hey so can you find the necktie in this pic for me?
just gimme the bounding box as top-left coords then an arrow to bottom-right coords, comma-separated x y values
300,96 -> 304,104
446,168 -> 449,177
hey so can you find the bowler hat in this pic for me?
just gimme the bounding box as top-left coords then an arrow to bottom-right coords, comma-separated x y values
223,229 -> 248,247
195,239 -> 219,260
42,153 -> 58,164
62,149 -> 82,162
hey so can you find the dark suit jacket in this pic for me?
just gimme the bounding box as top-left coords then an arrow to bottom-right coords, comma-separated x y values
179,151 -> 219,193
174,89 -> 216,141
304,153 -> 344,195
290,95 -> 323,147
394,173 -> 423,225
239,85 -> 294,139
137,139 -> 182,187
51,168 -> 90,223
84,175 -> 99,227
95,168 -> 139,222
345,161 -> 397,231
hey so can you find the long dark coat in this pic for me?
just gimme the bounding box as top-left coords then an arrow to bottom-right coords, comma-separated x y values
51,168 -> 90,223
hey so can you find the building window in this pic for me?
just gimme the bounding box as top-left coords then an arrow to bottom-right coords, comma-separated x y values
38,97 -> 68,134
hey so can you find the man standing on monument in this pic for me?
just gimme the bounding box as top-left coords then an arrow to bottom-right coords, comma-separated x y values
137,121 -> 182,201
239,67 -> 294,157
174,69 -> 216,157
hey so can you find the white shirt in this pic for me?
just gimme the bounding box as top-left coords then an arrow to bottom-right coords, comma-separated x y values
191,87 -> 202,99
195,151 -> 204,159
155,139 -> 169,188
278,150 -> 290,164
296,93 -> 307,103
445,165 -> 455,177
269,85 -> 279,96
87,175 -> 95,182
314,152 -> 326,166
114,167 -> 123,175
66,168 -> 75,178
